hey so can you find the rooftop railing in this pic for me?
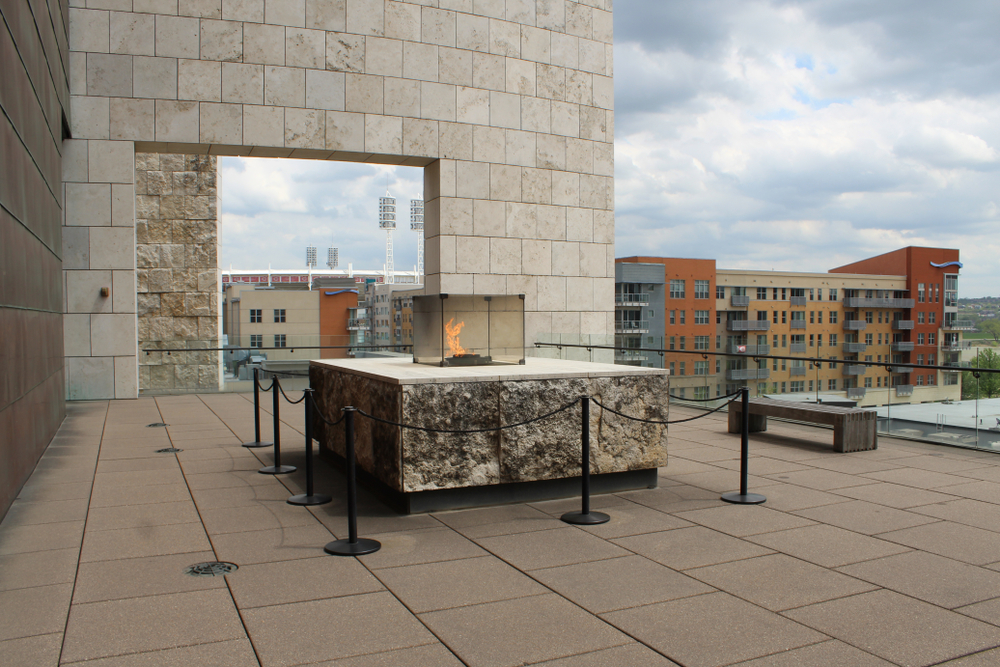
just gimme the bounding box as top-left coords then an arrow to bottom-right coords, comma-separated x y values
844,320 -> 867,331
727,320 -> 770,331
844,297 -> 916,308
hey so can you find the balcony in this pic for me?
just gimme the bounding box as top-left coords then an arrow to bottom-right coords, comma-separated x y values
943,320 -> 976,331
843,320 -> 867,331
615,350 -> 649,363
347,318 -> 367,330
790,366 -> 807,376
890,365 -> 910,374
895,384 -> 914,397
789,296 -> 807,306
790,343 -> 807,353
727,320 -> 770,332
843,342 -> 868,353
942,361 -> 971,373
893,320 -> 915,330
726,344 -> 770,355
846,387 -> 867,399
615,292 -> 650,307
730,294 -> 750,308
844,297 -> 916,308
789,320 -> 807,330
726,368 -> 770,381
616,320 -> 649,334
891,342 -> 915,352
843,365 -> 867,376
942,341 -> 972,351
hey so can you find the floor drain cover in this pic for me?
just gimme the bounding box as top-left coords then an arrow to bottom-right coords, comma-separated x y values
185,562 -> 238,577
155,447 -> 183,453
147,423 -> 168,428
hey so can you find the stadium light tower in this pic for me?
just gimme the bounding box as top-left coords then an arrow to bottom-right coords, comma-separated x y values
411,199 -> 424,284
379,191 -> 396,284
327,245 -> 339,270
306,244 -> 317,291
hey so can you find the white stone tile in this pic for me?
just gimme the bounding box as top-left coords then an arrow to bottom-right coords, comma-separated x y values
535,133 -> 565,170
307,0 -> 345,30
456,12 -> 489,52
325,110 -> 364,150
110,98 -> 155,141
473,0 -> 504,20
403,118 -> 438,157
223,0 -> 265,23
200,101 -> 243,143
111,12 -> 155,55
440,122 -> 473,159
565,137 -> 594,173
593,73 -> 613,109
565,207 -> 592,242
346,0 -> 385,36
579,241 -> 606,277
490,163 -> 520,201
439,47 -> 472,86
551,310 -> 582,334
402,41 -> 438,82
64,314 -> 92,356
222,62 -> 264,103
551,100 -> 580,137
366,36 -> 403,77
133,56 -> 178,99
70,52 -> 87,96
551,240 -> 580,276
536,275 -> 566,311
507,0 -> 534,25
472,52 -> 505,91
88,140 -> 134,183
520,97 -> 550,135
439,273 -> 474,294
520,25 -> 549,65
200,19 -> 243,62
63,140 -> 89,183
423,7 -> 457,47
70,8 -> 110,53
579,173 -> 607,209
244,22 -> 285,64
566,2 -> 593,38
507,274 -> 537,309
137,0 -> 181,15
71,95 -> 110,140
114,356 -> 139,399
593,7 -> 613,43
265,0 -> 305,26
456,86 -> 489,125
439,197 -> 473,235
579,38 -> 605,75
66,356 -> 115,401
536,0 -> 564,31
364,114 -> 403,154
536,203 -> 565,240
521,167 -> 550,204
345,73 -> 383,113
179,0 -> 222,19
536,62 -> 565,101
285,107 -> 325,147
286,27 -> 326,68
472,198 -> 504,235
264,66 -> 306,106
65,183 -> 111,227
521,238 -> 551,276
437,159 -> 457,198
90,227 -> 136,270
63,227 -> 90,270
91,313 -> 137,357
111,183 -> 135,227
473,273 -> 506,294
178,59 -> 222,101
420,82 -> 457,121
551,170 -> 580,206
489,19 -> 519,59
88,53 -> 133,98
307,69 -> 347,109
155,100 -> 200,141
326,31 -> 364,72
385,0 -> 420,41
455,236 -> 489,274
505,128 -> 535,166
112,269 -> 136,313
490,91 -> 520,129
243,104 -> 284,145
593,209 -> 613,244
65,269 -> 114,314
505,57 -> 535,95
457,162 -> 491,199
505,201 -> 535,237
566,70 -> 592,106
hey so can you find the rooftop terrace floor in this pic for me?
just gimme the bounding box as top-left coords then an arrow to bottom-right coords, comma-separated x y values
5,395 -> 1000,666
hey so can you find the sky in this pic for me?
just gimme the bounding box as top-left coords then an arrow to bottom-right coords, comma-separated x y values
220,0 -> 1000,297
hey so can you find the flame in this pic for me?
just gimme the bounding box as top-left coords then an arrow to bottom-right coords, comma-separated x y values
445,318 -> 467,357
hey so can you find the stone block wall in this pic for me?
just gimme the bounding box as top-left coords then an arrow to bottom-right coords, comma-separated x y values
135,153 -> 221,391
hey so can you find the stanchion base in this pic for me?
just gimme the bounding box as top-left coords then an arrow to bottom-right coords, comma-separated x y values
324,538 -> 381,556
561,511 -> 610,525
259,465 -> 296,475
721,492 -> 767,505
242,441 -> 273,449
287,493 -> 332,506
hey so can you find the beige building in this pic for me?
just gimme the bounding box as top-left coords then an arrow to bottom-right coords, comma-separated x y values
224,284 -> 320,362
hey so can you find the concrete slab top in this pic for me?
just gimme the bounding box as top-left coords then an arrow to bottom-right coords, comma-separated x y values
310,357 -> 671,386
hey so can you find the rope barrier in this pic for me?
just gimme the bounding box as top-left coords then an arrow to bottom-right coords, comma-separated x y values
275,378 -> 306,404
312,404 -> 346,427
591,395 -> 740,425
253,375 -> 276,393
668,390 -> 742,403
356,399 -> 580,434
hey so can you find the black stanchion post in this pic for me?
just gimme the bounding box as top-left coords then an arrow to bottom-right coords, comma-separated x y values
561,396 -> 610,525
721,387 -> 766,504
259,377 -> 296,475
243,367 -> 273,448
325,407 -> 381,556
288,389 -> 332,506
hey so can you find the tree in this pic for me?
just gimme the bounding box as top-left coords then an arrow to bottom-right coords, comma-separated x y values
978,319 -> 1000,344
962,348 -> 1000,399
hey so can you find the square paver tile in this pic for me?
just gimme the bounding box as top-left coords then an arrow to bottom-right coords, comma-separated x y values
475,527 -> 630,571
320,643 -> 465,666
62,589 -> 247,663
0,584 -> 73,641
956,598 -> 1000,627
727,639 -> 895,666
433,505 -> 565,538
784,589 -> 1000,667
80,522 -> 211,563
862,468 -> 972,489
0,633 -> 62,667
190,484 -> 293,509
614,526 -> 774,570
687,553 -> 876,611
768,469 -> 878,491
84,501 -> 201,532
793,500 -> 940,535
243,591 -> 437,667
839,551 -> 1000,608
531,643 -> 681,666
660,470 -> 782,494
210,524 -> 334,565
831,481 -> 960,509
56,638 -> 260,666
746,524 -> 911,568
89,483 -> 191,508
937,648 -> 1000,666
796,457 -> 903,475
0,520 -> 85,556
878,521 -> 1000,565
375,555 -> 546,613
421,593 -> 631,667
577,502 -> 694,539
72,551 -> 226,603
353,526 -> 488,570
0,548 -> 79,591
531,554 -> 713,613
226,555 -> 384,608
198,502 -> 320,535
751,483 -> 851,512
675,505 -> 816,537
603,591 -> 825,667
939,481 -> 1000,504
909,498 -> 1000,533
0,498 -> 90,526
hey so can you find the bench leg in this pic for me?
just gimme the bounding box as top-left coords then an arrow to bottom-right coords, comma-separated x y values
728,406 -> 767,433
748,414 -> 767,433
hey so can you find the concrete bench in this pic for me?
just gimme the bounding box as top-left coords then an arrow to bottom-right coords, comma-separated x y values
728,398 -> 877,452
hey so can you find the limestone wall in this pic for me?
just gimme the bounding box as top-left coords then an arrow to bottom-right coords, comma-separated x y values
135,153 -> 221,391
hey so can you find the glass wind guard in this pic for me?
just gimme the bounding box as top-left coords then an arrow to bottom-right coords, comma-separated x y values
412,294 -> 525,366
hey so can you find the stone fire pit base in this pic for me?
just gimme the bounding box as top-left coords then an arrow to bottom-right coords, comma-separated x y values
310,357 -> 669,513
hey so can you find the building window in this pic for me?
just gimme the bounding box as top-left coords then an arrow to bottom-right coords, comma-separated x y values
679,336 -> 686,350
679,362 -> 686,375
810,311 -> 815,324
669,310 -> 675,325
817,311 -> 823,324
274,309 -> 286,323
669,362 -> 675,375
916,375 -> 924,385
790,381 -> 804,393
928,332 -> 936,345
829,356 -> 838,369
757,287 -> 767,300
918,283 -> 925,303
830,333 -> 838,346
918,333 -> 925,345
695,280 -> 710,299
250,334 -> 262,348
828,379 -> 837,391
928,373 -> 936,385
694,336 -> 710,350
830,311 -> 838,324
865,333 -> 873,345
680,310 -> 686,325
917,354 -> 924,365
864,377 -> 872,388
782,311 -> 787,324
716,335 -> 721,350
274,334 -> 286,348
716,285 -> 725,299
809,334 -> 815,347
929,311 -> 936,324
817,288 -> 824,300
250,309 -> 262,323
781,382 -> 787,393
669,336 -> 675,350
917,312 -> 925,324
670,279 -> 686,298
695,310 -> 710,325
694,386 -> 709,400
694,361 -> 709,375
817,334 -> 823,347
829,288 -> 838,301
865,311 -> 874,323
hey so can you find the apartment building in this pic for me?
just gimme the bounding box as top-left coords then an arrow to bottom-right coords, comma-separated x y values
616,247 -> 963,407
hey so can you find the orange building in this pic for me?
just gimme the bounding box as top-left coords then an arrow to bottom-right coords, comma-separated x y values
319,289 -> 358,359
